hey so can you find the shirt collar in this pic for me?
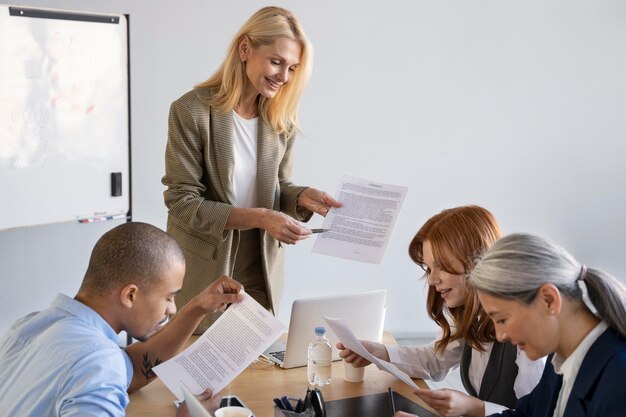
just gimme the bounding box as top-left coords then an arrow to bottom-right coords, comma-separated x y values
51,293 -> 120,344
552,321 -> 608,376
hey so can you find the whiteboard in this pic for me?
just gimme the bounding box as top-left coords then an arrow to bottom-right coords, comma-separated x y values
0,5 -> 130,230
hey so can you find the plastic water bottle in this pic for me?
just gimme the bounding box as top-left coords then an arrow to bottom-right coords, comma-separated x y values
307,326 -> 332,386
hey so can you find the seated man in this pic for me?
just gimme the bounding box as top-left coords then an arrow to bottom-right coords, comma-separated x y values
0,222 -> 243,417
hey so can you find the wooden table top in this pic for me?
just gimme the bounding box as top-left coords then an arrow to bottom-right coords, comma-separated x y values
125,334 -> 437,417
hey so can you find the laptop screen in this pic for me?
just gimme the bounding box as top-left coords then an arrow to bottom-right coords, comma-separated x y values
265,290 -> 386,369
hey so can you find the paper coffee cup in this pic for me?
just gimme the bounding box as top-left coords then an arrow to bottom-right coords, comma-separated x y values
215,406 -> 253,417
343,360 -> 366,382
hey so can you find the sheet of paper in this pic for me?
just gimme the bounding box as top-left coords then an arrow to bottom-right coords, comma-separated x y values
311,175 -> 408,264
154,293 -> 287,400
180,381 -> 213,417
323,316 -> 419,389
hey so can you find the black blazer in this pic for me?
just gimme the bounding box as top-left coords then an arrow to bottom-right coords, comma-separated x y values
461,341 -> 519,409
489,327 -> 626,417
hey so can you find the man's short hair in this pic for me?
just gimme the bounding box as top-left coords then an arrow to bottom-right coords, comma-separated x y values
81,222 -> 185,294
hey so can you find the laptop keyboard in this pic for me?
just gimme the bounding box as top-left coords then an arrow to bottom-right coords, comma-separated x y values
269,350 -> 285,361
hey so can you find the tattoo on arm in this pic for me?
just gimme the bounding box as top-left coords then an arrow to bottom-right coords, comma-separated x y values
141,352 -> 162,380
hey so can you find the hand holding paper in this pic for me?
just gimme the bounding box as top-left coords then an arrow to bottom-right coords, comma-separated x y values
154,292 -> 287,400
323,316 -> 418,389
312,175 -> 408,264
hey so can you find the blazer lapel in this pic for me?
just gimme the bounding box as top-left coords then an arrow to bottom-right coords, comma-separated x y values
460,343 -> 478,397
478,341 -> 506,400
210,107 -> 237,205
563,329 -> 621,417
255,117 -> 280,210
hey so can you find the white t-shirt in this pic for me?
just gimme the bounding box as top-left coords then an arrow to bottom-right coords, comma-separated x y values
232,111 -> 258,208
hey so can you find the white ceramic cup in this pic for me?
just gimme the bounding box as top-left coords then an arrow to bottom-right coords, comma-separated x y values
214,406 -> 253,417
343,360 -> 366,383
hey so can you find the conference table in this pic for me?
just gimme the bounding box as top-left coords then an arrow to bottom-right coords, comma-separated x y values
125,335 -> 439,417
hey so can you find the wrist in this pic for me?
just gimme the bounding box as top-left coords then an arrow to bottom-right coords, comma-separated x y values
256,208 -> 271,230
471,399 -> 486,417
296,187 -> 310,208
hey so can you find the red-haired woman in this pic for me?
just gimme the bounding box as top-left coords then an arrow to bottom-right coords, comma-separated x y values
339,206 -> 545,417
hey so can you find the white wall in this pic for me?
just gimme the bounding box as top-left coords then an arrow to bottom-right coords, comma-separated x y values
1,0 -> 625,338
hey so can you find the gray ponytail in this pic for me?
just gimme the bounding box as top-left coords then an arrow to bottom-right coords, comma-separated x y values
469,233 -> 626,338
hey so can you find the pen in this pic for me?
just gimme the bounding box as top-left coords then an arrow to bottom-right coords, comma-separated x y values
78,214 -> 127,224
281,396 -> 294,411
273,398 -> 285,410
310,228 -> 330,233
294,399 -> 304,413
304,388 -> 312,410
388,387 -> 396,415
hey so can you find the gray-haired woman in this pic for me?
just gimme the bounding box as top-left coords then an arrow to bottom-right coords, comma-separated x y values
467,233 -> 626,417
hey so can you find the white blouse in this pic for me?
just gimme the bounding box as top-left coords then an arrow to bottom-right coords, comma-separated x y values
386,338 -> 546,414
232,111 -> 258,208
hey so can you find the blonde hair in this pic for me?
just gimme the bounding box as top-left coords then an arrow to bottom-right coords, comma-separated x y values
408,206 -> 502,353
197,6 -> 312,136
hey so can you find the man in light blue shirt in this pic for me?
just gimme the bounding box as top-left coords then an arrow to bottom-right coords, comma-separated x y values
0,222 -> 244,417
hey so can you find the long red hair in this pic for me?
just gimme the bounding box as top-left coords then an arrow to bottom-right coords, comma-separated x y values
408,206 -> 501,353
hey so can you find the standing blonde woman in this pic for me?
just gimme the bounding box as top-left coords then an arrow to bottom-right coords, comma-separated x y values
162,7 -> 340,332
340,206 -> 544,417
468,233 -> 626,417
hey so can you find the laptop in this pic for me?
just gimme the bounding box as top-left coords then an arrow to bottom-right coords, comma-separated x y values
262,290 -> 387,369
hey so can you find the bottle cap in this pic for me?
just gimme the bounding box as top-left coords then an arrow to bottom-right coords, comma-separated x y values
314,326 -> 326,336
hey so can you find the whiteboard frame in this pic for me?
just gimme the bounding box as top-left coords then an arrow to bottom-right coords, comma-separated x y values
0,4 -> 131,230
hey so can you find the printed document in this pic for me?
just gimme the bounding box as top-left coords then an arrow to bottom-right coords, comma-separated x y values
153,292 -> 287,400
312,175 -> 408,263
323,316 -> 419,389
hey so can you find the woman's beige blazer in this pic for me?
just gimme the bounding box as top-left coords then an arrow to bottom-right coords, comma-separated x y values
162,87 -> 311,327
